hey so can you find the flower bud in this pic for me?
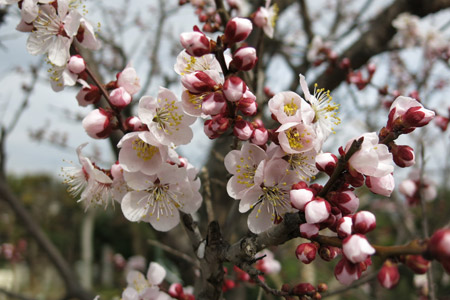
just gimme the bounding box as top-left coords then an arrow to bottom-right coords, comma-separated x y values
109,87 -> 132,109
202,92 -> 227,115
295,243 -> 318,264
299,223 -> 320,239
233,118 -> 253,140
342,234 -> 375,264
204,119 -> 219,139
251,127 -> 268,146
224,17 -> 252,44
391,144 -> 415,167
404,106 -> 435,128
210,114 -> 230,133
427,229 -> 450,262
180,28 -> 210,57
405,255 -> 430,274
377,260 -> 400,289
315,153 -> 338,176
253,7 -> 269,28
336,216 -> 353,239
182,71 -> 217,93
388,96 -> 435,131
434,115 -> 449,131
331,190 -> 359,215
290,188 -> 314,211
318,245 -> 340,261
111,162 -> 123,181
399,179 -> 417,198
76,84 -> 101,107
238,95 -> 257,116
352,211 -> 376,234
304,198 -> 331,224
82,108 -> 113,139
125,116 -> 143,131
365,173 -> 395,197
334,257 -> 361,285
223,76 -> 246,102
292,283 -> 316,296
67,55 -> 86,74
231,47 -> 258,71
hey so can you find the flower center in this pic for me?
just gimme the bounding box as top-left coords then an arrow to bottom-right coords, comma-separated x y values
142,185 -> 182,221
286,127 -> 311,151
152,98 -> 182,134
283,98 -> 299,116
132,139 -> 159,161
311,83 -> 340,131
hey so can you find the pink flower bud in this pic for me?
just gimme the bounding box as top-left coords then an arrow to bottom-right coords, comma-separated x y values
180,28 -> 210,57
231,47 -> 258,71
299,223 -> 320,239
315,152 -> 338,176
233,118 -> 253,140
331,190 -> 359,215
427,229 -> 450,262
82,108 -> 113,139
238,96 -> 257,116
202,92 -> 227,115
224,17 -> 252,44
251,127 -> 268,146
304,198 -> 331,224
404,106 -> 435,128
290,188 -> 314,211
388,96 -> 435,131
405,255 -> 430,274
366,173 -> 395,197
253,7 -> 269,28
434,115 -> 449,131
342,234 -> 375,264
391,144 -> 415,167
76,84 -> 101,107
334,257 -> 362,285
210,114 -> 230,134
109,87 -> 132,109
223,76 -> 246,102
295,243 -> 318,264
67,55 -> 86,74
204,119 -> 219,139
337,216 -> 353,239
399,179 -> 417,198
125,116 -> 143,131
292,282 -> 316,295
319,245 -> 340,261
182,71 -> 217,93
352,211 -> 376,234
377,261 -> 400,289
168,283 -> 184,298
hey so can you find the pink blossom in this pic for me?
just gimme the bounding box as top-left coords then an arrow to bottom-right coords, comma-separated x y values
342,234 -> 375,264
76,18 -> 102,50
277,122 -> 317,154
346,132 -> 393,177
67,55 -> 86,74
399,179 -> 417,197
76,80 -> 101,106
388,96 -> 435,130
315,152 -> 338,176
336,216 -> 353,239
125,116 -> 144,131
251,127 -> 269,146
331,190 -> 359,214
366,173 -> 395,197
223,76 -> 247,102
334,257 -> 362,285
238,96 -> 257,116
233,118 -> 254,140
117,63 -> 141,95
255,249 -> 281,274
182,71 -> 218,94
268,91 -> 313,125
253,0 -> 278,38
201,92 -> 227,115
138,87 -> 196,146
290,187 -> 314,211
174,51 -> 221,76
122,262 -> 171,300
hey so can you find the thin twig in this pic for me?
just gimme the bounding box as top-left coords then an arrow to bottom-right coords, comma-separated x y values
201,167 -> 215,223
148,239 -> 200,268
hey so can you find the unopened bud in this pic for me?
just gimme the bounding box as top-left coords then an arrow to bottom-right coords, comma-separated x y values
238,95 -> 257,116
391,144 -> 415,167
202,92 -> 227,115
125,116 -> 143,131
318,245 -> 340,261
182,71 -> 217,94
109,87 -> 132,109
231,47 -> 258,71
377,260 -> 400,289
180,27 -> 210,57
76,84 -> 101,107
366,173 -> 395,196
352,211 -> 376,234
251,126 -> 268,146
82,108 -> 113,139
68,55 -> 86,74
405,255 -> 430,274
304,198 -> 331,224
223,76 -> 247,102
224,17 -> 252,44
233,118 -> 253,140
292,283 -> 316,296
315,153 -> 337,176
299,223 -> 320,239
336,216 -> 353,239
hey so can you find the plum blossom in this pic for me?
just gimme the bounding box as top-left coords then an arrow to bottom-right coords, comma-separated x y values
253,0 -> 278,38
174,51 -> 221,76
121,163 -> 202,232
342,234 -> 375,264
392,13 -> 421,48
345,132 -> 393,177
299,74 -> 340,143
138,87 -> 196,146
27,0 -> 82,66
117,63 -> 141,95
238,158 -> 298,233
47,62 -> 78,92
255,249 -> 281,274
2,0 -> 53,26
277,122 -> 318,154
62,143 -> 115,209
118,131 -> 168,176
122,262 -> 171,300
268,91 -> 314,125
225,142 -> 267,200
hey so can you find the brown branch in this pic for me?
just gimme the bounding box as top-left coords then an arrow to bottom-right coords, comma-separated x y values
201,167 -> 215,223
298,0 -> 314,43
0,179 -> 94,300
